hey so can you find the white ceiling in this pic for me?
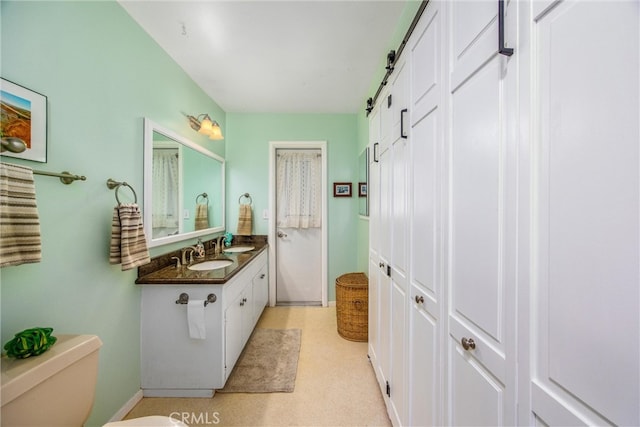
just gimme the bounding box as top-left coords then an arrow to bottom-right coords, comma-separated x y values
118,1 -> 408,114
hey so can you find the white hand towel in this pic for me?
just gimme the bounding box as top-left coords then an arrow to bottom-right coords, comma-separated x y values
187,300 -> 206,339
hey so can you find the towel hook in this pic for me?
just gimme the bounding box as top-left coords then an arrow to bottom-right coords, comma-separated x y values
238,192 -> 252,205
196,192 -> 209,205
106,179 -> 138,204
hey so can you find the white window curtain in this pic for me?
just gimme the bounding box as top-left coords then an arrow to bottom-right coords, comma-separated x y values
152,149 -> 179,228
276,150 -> 321,228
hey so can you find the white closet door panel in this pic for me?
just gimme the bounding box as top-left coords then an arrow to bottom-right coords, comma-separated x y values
450,340 -> 503,426
409,285 -> 439,427
450,0 -> 497,92
369,109 -> 381,258
390,279 -> 408,424
379,146 -> 392,264
380,90 -> 393,151
451,57 -> 503,342
531,383 -> 591,427
392,137 -> 408,278
368,257 -> 380,366
532,1 -> 639,426
448,0 -> 516,423
391,59 -> 409,140
411,111 -> 438,298
411,6 -> 440,124
449,319 -> 505,382
377,271 -> 392,391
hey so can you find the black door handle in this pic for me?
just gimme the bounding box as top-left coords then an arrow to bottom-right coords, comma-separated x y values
498,0 -> 514,56
400,109 -> 408,139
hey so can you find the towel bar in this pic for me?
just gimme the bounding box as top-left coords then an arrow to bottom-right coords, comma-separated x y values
2,162 -> 86,185
175,292 -> 217,306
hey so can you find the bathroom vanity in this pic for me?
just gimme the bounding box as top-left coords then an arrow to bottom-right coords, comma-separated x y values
137,244 -> 268,397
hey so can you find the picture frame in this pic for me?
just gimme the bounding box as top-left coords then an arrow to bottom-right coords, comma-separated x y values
1,78 -> 47,162
358,182 -> 367,198
333,182 -> 352,198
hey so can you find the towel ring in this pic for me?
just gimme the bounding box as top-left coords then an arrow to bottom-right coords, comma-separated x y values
196,193 -> 209,205
106,179 -> 138,204
238,192 -> 252,205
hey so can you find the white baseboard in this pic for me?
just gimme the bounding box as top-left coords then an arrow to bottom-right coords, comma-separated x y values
109,389 -> 143,422
328,300 -> 336,307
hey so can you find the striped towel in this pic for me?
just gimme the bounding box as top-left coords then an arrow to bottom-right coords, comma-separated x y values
109,203 -> 150,271
0,163 -> 42,267
237,203 -> 252,236
194,203 -> 209,230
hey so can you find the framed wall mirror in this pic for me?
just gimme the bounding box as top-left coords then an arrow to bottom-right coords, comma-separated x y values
143,118 -> 225,248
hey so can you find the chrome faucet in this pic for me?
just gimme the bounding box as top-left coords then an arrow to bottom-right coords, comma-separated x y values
215,235 -> 227,257
181,246 -> 198,265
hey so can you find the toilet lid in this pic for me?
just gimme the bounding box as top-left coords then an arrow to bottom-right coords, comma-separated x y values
103,415 -> 188,427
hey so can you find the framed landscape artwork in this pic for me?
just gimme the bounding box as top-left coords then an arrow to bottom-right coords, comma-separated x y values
1,78 -> 47,162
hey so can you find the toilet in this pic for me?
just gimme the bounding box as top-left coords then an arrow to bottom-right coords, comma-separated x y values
1,334 -> 187,427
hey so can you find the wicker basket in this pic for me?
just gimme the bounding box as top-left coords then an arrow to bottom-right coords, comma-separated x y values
336,272 -> 369,342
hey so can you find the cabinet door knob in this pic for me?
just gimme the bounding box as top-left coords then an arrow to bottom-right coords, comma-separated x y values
461,337 -> 476,351
260,273 -> 266,279
379,262 -> 385,268
414,295 -> 424,304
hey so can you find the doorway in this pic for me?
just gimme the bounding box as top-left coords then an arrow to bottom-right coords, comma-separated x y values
268,141 -> 327,307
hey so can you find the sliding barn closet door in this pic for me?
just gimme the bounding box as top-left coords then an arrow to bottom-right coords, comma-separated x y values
529,1 -> 639,425
446,0 -> 518,425
388,55 -> 409,426
407,2 -> 444,426
368,104 -> 381,371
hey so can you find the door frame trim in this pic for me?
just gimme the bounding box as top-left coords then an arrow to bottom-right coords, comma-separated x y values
268,140 -> 328,307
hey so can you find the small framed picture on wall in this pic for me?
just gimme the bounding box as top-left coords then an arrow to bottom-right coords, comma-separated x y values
333,182 -> 352,197
358,182 -> 367,197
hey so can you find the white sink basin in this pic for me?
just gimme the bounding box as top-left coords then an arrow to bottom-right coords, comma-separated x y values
223,246 -> 255,253
187,259 -> 233,271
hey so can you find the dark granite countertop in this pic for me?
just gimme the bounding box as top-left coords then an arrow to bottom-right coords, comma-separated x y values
136,236 -> 268,285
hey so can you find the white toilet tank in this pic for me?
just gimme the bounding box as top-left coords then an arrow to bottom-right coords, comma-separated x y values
1,334 -> 102,427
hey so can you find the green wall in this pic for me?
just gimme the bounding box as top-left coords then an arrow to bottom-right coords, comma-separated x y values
356,0 -> 423,272
1,0 -> 421,425
0,2 -> 224,425
226,113 -> 359,302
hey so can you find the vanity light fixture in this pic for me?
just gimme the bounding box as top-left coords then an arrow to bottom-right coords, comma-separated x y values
186,113 -> 224,140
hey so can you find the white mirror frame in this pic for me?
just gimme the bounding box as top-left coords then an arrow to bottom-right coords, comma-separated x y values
143,118 -> 225,248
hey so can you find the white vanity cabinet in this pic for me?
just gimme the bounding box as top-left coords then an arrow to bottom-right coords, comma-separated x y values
140,250 -> 268,397
224,258 -> 269,380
